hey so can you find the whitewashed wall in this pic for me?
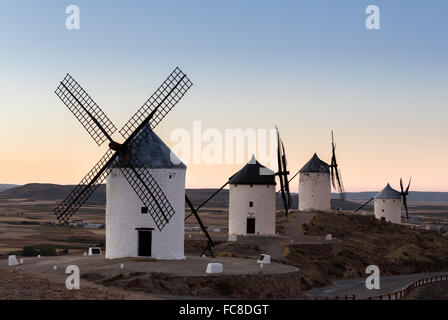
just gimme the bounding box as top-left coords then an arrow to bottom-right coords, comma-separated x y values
228,184 -> 276,236
105,167 -> 186,260
298,172 -> 331,211
374,198 -> 402,224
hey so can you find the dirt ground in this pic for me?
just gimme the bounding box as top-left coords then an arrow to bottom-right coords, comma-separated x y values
0,253 -> 300,299
0,267 -> 155,300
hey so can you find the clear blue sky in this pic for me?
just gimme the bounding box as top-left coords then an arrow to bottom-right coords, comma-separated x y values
0,0 -> 447,191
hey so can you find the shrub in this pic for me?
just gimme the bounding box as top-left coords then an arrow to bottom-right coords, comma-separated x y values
21,245 -> 57,256
22,246 -> 39,256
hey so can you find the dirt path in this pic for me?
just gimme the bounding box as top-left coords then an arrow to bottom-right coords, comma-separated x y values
305,272 -> 448,299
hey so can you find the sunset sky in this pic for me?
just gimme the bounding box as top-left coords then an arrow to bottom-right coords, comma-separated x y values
0,0 -> 447,192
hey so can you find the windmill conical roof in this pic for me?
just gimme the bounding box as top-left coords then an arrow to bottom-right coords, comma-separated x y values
375,183 -> 401,199
228,155 -> 276,185
299,153 -> 330,173
119,124 -> 186,169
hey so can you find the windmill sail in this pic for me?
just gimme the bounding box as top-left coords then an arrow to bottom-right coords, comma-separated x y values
55,74 -> 117,146
330,131 -> 346,201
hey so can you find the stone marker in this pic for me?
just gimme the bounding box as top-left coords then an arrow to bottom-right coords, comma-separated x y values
426,226 -> 431,231
8,255 -> 19,267
326,234 -> 332,241
228,234 -> 237,242
19,258 -> 24,265
53,265 -> 58,271
257,254 -> 271,264
206,263 -> 223,274
120,264 -> 124,269
88,247 -> 102,256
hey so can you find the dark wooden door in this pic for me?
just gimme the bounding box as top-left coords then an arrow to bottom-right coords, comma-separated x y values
247,218 -> 255,234
138,231 -> 152,256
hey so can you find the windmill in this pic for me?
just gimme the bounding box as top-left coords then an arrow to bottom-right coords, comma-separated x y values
330,131 -> 345,201
355,178 -> 411,222
275,126 -> 292,215
54,67 -> 214,257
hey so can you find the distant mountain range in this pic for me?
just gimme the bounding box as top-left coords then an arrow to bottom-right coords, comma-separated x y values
0,184 -> 19,192
1,183 -> 447,209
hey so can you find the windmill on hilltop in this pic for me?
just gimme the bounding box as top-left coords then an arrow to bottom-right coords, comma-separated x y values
184,126 -> 292,240
54,67 -> 214,259
355,178 -> 411,224
298,131 -> 345,212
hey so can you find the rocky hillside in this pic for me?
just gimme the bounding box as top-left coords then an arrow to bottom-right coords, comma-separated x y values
284,212 -> 448,290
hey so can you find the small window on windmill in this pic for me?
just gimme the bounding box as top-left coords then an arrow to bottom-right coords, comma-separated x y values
168,172 -> 176,180
383,200 -> 385,203
381,209 -> 384,212
249,201 -> 254,208
250,184 -> 253,188
141,207 -> 148,214
266,185 -> 270,188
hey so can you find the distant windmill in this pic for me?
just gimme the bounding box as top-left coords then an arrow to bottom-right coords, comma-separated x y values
355,178 -> 411,223
54,68 -> 214,258
275,126 -> 292,215
297,131 -> 346,211
186,127 -> 285,239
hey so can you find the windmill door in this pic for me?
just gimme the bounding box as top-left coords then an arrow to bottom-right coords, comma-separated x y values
247,218 -> 255,234
138,230 -> 152,257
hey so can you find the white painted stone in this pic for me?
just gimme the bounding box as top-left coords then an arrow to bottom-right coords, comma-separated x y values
257,254 -> 271,264
228,234 -> 237,242
53,265 -> 58,271
105,167 -> 186,260
88,247 -> 102,256
120,263 -> 124,269
8,255 -> 19,266
19,259 -> 24,264
206,263 -> 223,274
298,172 -> 331,211
426,226 -> 431,231
228,184 -> 275,236
326,234 -> 332,241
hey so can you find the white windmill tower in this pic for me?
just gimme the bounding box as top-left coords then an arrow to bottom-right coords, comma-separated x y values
228,155 -> 276,237
356,178 -> 411,225
53,68 -> 195,260
298,132 -> 345,212
106,128 -> 186,259
373,183 -> 402,224
298,153 -> 331,211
